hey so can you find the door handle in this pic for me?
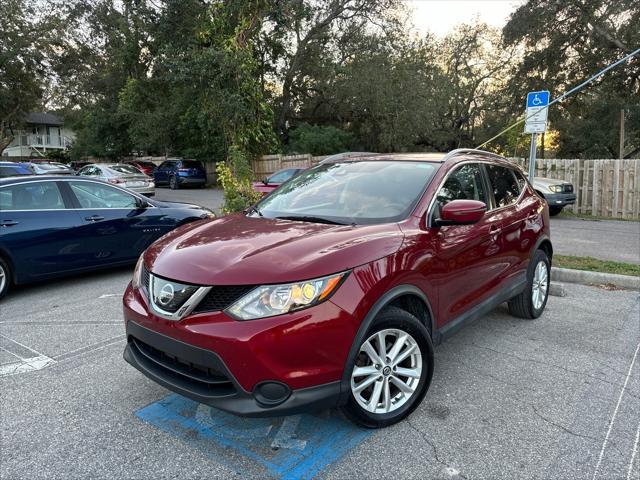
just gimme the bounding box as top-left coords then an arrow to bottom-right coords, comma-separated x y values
0,220 -> 19,227
84,215 -> 105,222
489,225 -> 501,234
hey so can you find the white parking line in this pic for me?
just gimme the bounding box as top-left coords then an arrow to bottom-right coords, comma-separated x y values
627,422 -> 640,480
592,341 -> 640,480
0,334 -> 57,377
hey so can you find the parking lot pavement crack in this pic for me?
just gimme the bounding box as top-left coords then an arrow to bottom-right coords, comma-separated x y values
531,405 -> 600,443
406,420 -> 469,480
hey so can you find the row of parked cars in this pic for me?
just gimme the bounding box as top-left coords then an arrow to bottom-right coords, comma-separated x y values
0,158 -> 208,197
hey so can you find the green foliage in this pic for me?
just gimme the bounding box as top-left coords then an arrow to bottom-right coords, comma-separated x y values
216,147 -> 261,213
288,124 -> 353,155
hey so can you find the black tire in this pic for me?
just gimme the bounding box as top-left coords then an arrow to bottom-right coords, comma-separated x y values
508,249 -> 550,319
341,306 -> 434,428
549,206 -> 563,216
169,175 -> 179,190
0,256 -> 12,300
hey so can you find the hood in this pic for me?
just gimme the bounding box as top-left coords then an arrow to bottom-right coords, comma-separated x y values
155,200 -> 207,210
145,214 -> 404,285
533,177 -> 570,188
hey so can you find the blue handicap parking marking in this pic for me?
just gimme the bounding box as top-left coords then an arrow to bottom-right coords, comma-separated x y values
136,394 -> 373,479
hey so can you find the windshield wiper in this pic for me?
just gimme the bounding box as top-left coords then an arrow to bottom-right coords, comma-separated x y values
247,205 -> 263,217
275,215 -> 350,226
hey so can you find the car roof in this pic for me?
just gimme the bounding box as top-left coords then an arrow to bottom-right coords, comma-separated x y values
319,149 -> 506,164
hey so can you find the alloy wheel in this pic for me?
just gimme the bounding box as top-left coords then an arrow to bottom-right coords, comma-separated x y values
532,260 -> 548,310
350,328 -> 423,415
0,264 -> 5,293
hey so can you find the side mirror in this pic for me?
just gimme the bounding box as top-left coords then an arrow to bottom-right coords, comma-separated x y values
136,197 -> 149,209
435,200 -> 486,226
262,177 -> 269,185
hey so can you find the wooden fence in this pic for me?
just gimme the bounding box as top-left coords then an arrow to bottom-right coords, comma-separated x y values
252,154 -> 640,219
514,158 -> 640,219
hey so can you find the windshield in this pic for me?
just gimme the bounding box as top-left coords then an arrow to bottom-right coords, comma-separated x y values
109,165 -> 144,175
251,161 -> 438,225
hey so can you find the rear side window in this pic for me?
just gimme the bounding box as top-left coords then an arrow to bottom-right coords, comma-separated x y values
0,181 -> 65,210
485,165 -> 521,208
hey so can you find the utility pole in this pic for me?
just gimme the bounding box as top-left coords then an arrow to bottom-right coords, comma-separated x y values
619,108 -> 625,159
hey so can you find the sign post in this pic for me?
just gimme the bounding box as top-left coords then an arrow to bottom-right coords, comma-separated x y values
524,91 -> 550,181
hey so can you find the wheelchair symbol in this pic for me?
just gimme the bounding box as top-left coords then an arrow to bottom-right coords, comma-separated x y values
532,94 -> 543,106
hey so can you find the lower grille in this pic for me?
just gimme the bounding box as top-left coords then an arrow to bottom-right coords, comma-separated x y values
129,336 -> 235,397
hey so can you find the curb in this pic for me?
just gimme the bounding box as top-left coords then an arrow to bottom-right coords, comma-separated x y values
551,267 -> 640,290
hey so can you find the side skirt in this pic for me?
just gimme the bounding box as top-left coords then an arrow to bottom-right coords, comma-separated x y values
433,273 -> 527,345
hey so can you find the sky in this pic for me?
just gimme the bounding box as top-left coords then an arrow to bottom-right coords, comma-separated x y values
406,0 -> 525,37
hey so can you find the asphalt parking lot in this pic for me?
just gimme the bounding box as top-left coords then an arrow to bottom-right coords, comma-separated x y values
1,187 -> 639,479
1,269 -> 639,479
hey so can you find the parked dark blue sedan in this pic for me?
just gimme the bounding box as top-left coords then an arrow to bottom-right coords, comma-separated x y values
153,159 -> 207,189
0,176 -> 215,298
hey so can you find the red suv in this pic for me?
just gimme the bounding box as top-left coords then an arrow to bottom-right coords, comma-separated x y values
123,149 -> 552,427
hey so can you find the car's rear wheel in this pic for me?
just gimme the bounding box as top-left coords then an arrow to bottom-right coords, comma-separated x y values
508,249 -> 550,319
0,257 -> 12,300
549,206 -> 563,216
341,306 -> 434,428
169,175 -> 179,190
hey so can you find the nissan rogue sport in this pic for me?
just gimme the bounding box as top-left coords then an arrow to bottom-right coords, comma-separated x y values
123,149 -> 552,428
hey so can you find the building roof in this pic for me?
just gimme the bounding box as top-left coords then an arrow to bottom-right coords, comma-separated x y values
25,112 -> 64,126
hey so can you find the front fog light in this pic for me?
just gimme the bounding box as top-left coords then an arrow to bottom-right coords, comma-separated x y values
227,271 -> 348,320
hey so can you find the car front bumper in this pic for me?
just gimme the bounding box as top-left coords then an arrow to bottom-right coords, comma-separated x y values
122,281 -> 359,416
544,192 -> 576,206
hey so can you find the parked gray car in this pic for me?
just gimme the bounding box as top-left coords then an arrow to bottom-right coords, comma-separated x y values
28,162 -> 75,175
77,164 -> 155,196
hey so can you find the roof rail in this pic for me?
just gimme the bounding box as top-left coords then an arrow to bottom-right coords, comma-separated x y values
443,148 -> 506,162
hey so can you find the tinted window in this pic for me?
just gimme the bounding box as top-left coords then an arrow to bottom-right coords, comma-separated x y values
180,160 -> 202,169
436,164 -> 487,205
79,166 -> 101,176
69,181 -> 137,209
254,161 -> 438,225
0,181 -> 65,210
486,165 -> 520,208
268,169 -> 297,184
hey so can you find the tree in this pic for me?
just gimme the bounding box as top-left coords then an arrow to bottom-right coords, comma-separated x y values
502,0 -> 640,158
0,0 -> 61,151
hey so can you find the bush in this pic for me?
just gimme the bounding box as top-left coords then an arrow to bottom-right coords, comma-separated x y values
216,146 -> 261,214
288,123 -> 353,156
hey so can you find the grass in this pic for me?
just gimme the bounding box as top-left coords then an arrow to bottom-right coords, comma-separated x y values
557,210 -> 640,222
554,255 -> 640,277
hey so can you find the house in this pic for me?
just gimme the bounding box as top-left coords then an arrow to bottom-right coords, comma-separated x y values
1,112 -> 75,158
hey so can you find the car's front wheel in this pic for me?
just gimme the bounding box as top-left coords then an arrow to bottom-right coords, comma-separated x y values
341,306 -> 434,428
0,257 -> 12,300
169,175 -> 179,190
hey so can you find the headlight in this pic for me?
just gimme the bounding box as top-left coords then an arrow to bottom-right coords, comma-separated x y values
549,185 -> 562,193
131,255 -> 144,289
227,272 -> 348,320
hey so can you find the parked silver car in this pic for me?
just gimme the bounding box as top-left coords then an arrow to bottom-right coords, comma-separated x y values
77,164 -> 155,196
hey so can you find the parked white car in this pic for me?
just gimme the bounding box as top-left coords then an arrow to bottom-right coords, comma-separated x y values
531,177 -> 576,216
77,164 -> 155,196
